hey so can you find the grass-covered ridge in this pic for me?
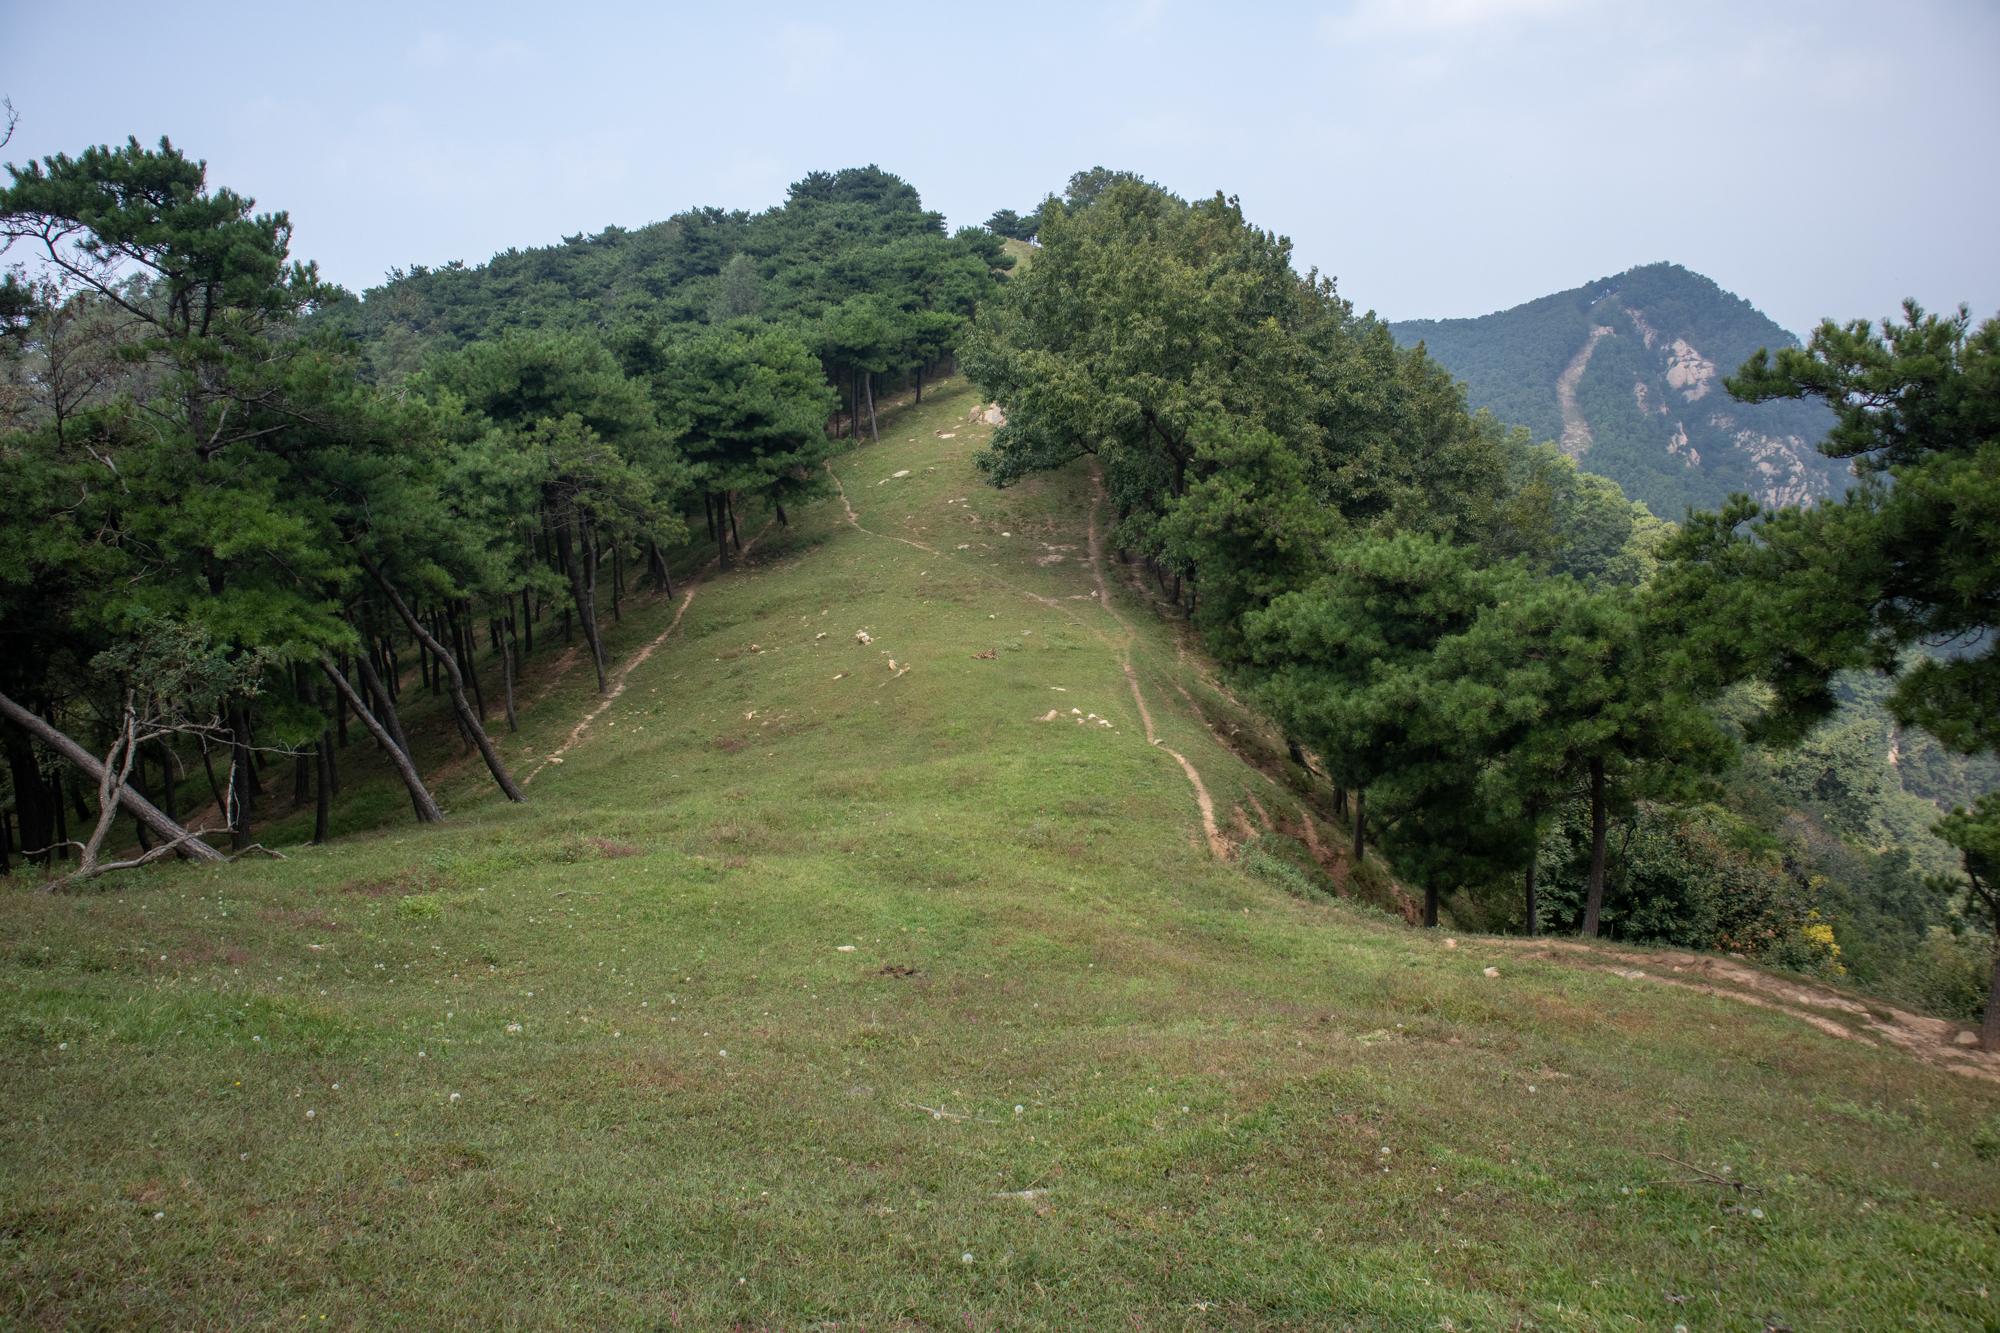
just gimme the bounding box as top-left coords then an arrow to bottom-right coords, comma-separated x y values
3,380 -> 1996,1328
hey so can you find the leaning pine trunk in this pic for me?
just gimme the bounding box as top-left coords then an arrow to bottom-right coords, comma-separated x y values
353,649 -> 413,760
0,690 -> 224,861
357,554 -> 526,803
560,517 -> 608,694
1582,757 -> 1609,938
501,619 -> 518,733
318,657 -> 445,823
1351,788 -> 1366,863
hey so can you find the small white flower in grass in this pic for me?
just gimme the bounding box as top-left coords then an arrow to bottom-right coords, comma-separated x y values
449,1092 -> 461,1103
239,1152 -> 249,1161
1014,1105 -> 1024,1115
331,1082 -> 341,1091
56,1042 -> 67,1051
418,1051 -> 426,1059
961,1252 -> 974,1264
153,1211 -> 165,1221
305,1109 -> 316,1119
1379,1147 -> 1391,1156
719,1049 -> 728,1058
505,1023 -> 522,1034
252,1035 -> 262,1043
1749,1207 -> 1765,1220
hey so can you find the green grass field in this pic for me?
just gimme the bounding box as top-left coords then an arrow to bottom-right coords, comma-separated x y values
3,379 -> 1997,1329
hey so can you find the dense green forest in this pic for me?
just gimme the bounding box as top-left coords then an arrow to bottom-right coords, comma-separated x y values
1,148 -> 1994,1041
1391,263 -> 1852,518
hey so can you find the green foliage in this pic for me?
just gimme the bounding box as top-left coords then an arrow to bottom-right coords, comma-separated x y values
1532,800 -> 1833,966
653,323 -> 839,516
983,208 -> 1036,242
329,164 -> 1001,378
1657,303 -> 2000,757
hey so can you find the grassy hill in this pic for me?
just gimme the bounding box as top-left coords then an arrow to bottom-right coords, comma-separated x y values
3,380 -> 1996,1328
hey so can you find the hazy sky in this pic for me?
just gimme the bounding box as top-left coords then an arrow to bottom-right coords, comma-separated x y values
3,0 -> 1996,335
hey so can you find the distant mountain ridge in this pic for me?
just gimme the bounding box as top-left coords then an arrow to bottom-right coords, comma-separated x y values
1391,263 -> 1849,517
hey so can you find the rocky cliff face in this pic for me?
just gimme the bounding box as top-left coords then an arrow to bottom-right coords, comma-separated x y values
1390,263 -> 1849,518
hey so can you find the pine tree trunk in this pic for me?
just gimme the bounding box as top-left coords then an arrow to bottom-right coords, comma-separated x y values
318,657 -> 446,823
866,372 -> 878,442
1582,757 -> 1609,939
458,602 -> 489,721
502,620 -> 518,733
713,493 -> 730,568
0,690 -> 224,861
353,649 -> 413,760
358,554 -> 526,804
521,587 -> 534,656
727,495 -> 742,552
1352,789 -> 1366,863
3,721 -> 55,865
915,364 -> 924,404
1524,858 -> 1539,937
227,705 -> 254,851
312,732 -> 332,844
1424,885 -> 1439,929
611,544 -> 624,623
561,518 -> 608,694
199,742 -> 225,820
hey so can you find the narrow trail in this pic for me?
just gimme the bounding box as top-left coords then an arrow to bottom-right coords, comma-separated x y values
520,522 -> 775,786
826,461 -> 942,556
1492,937 -> 1999,1083
1084,464 -> 1229,860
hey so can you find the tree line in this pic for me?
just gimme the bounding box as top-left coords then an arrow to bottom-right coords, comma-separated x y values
0,142 -> 1001,878
961,172 -> 1999,1043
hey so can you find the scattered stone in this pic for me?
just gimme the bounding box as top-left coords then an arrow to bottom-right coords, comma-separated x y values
1954,1030 -> 1980,1047
1482,966 -> 1501,979
892,469 -> 911,478
855,630 -> 872,645
1444,938 -> 1458,949
836,945 -> 857,953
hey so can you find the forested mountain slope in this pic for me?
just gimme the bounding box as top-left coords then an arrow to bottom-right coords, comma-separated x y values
1392,263 -> 1850,517
3,382 -> 1995,1327
323,164 -> 1008,384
